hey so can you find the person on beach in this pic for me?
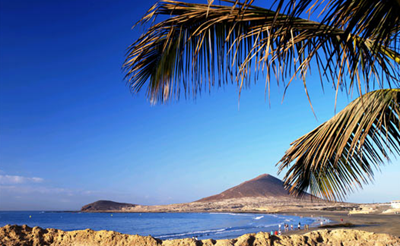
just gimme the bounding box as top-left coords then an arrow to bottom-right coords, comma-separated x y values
271,230 -> 273,236
291,224 -> 293,230
278,230 -> 281,235
274,230 -> 278,235
298,222 -> 301,230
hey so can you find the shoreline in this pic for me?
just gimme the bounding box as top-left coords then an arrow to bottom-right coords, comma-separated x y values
3,207 -> 400,240
4,209 -> 400,237
78,209 -> 400,238
52,209 -> 400,237
1,224 -> 399,246
281,210 -> 400,237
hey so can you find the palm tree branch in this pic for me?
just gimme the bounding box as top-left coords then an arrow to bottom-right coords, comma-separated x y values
280,0 -> 400,50
123,0 -> 400,103
277,89 -> 400,201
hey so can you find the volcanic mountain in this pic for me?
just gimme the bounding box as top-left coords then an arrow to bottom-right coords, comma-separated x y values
197,174 -> 314,202
80,174 -> 326,213
81,200 -> 137,211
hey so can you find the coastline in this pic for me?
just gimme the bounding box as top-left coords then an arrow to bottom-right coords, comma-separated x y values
2,209 -> 400,245
1,224 -> 400,246
77,209 -> 400,237
10,208 -> 400,237
281,210 -> 400,237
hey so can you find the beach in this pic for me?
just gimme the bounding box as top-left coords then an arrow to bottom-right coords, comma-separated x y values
1,209 -> 400,245
282,210 -> 400,237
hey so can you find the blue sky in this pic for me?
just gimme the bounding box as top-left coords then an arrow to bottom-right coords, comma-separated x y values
0,0 -> 399,210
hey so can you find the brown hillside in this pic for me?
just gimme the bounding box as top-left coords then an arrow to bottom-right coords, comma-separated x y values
197,174 -> 314,202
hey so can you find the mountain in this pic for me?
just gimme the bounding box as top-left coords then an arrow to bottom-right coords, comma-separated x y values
81,200 -> 137,211
80,174 -> 329,213
197,174 -> 313,202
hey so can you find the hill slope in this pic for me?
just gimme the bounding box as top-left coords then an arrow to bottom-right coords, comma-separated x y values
197,174 -> 314,202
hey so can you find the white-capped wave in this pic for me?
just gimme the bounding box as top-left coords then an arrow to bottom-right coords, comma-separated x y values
254,216 -> 264,220
255,223 -> 280,228
215,228 -> 244,234
157,228 -> 226,239
208,212 -> 252,216
227,213 -> 253,216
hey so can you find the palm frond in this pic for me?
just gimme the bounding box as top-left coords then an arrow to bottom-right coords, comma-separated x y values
280,0 -> 400,93
315,0 -> 399,52
275,0 -> 400,52
277,89 -> 400,201
123,0 -> 400,103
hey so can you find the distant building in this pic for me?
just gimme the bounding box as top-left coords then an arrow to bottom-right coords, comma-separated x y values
391,200 -> 400,209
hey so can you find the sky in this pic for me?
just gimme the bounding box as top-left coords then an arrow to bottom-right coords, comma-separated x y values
0,0 -> 399,211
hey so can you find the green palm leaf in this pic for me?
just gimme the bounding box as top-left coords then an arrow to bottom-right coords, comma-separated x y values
277,89 -> 400,201
123,0 -> 400,103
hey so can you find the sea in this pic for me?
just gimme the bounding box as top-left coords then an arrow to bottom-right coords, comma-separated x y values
0,211 -> 326,240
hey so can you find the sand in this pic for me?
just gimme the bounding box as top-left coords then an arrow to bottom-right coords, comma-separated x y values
281,210 -> 400,237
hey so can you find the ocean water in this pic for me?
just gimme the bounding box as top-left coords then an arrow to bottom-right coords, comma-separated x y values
0,211 -> 325,240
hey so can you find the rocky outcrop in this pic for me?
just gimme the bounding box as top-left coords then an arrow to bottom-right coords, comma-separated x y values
1,225 -> 399,246
81,200 -> 137,212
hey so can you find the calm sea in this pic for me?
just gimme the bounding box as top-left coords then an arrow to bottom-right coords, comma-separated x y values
0,211 -> 324,240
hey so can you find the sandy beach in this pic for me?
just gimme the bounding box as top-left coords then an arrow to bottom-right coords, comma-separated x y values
281,210 -> 400,237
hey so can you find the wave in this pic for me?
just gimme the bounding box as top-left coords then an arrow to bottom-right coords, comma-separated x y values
156,228 -> 227,239
255,223 -> 280,228
208,212 -> 253,217
156,225 -> 252,239
146,213 -> 322,240
215,228 -> 244,235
